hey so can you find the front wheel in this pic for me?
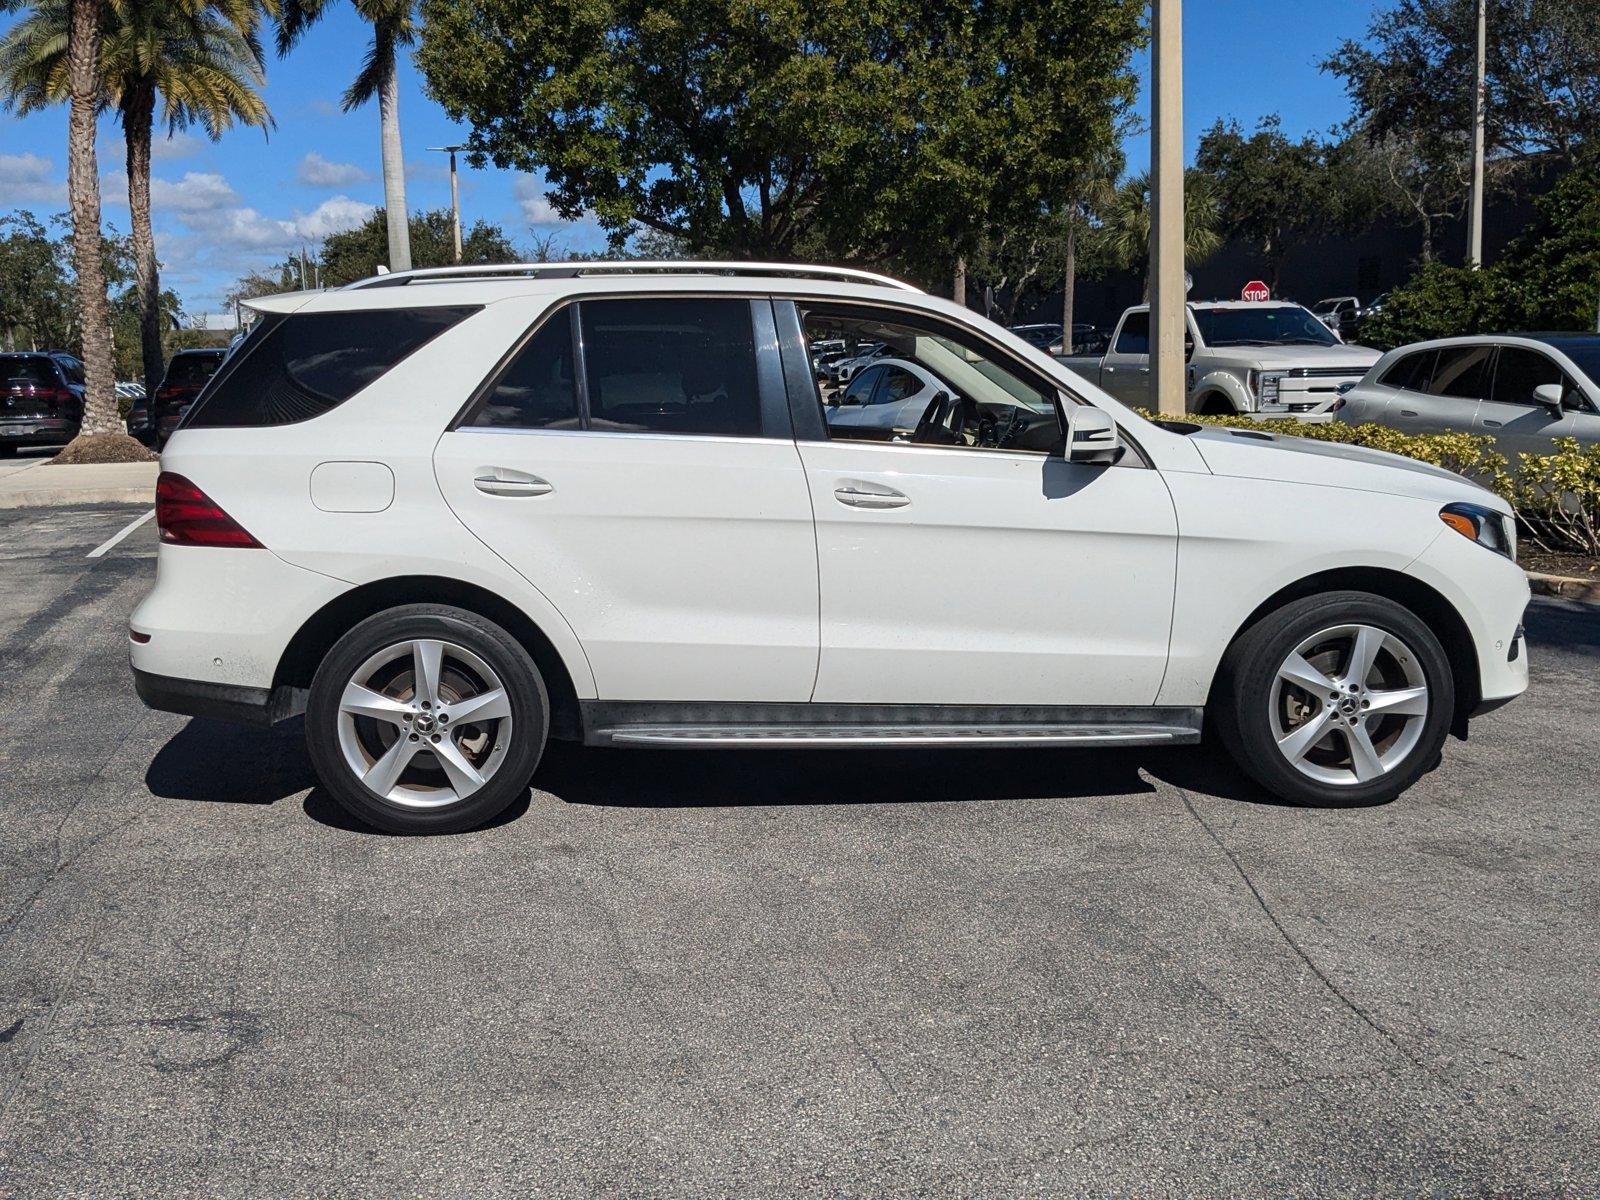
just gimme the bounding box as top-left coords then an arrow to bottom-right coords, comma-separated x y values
306,605 -> 548,834
1212,592 -> 1455,807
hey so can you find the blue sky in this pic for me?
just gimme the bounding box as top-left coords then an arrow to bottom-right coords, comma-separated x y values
0,0 -> 1386,316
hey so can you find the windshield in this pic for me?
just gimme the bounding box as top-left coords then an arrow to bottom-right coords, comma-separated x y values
1543,339 -> 1600,384
1193,306 -> 1339,348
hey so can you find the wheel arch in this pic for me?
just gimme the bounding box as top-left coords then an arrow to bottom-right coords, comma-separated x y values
1194,390 -> 1237,416
270,576 -> 585,741
1212,566 -> 1481,737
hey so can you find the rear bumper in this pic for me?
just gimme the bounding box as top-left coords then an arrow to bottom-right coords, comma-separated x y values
0,417 -> 77,446
132,666 -> 275,727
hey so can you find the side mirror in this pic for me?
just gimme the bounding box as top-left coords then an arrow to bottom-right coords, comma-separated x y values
1533,382 -> 1564,413
1062,405 -> 1120,465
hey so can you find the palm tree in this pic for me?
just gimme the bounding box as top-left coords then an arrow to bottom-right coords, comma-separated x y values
276,0 -> 413,272
1096,170 -> 1222,300
1,0 -> 271,401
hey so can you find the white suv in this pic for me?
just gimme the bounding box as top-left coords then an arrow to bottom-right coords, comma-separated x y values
130,262 -> 1530,833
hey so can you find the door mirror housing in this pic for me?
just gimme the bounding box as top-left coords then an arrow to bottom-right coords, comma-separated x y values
1061,405 -> 1120,465
1533,382 -> 1564,413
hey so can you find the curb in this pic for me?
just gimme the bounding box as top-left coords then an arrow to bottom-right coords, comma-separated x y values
1527,572 -> 1600,604
0,487 -> 154,510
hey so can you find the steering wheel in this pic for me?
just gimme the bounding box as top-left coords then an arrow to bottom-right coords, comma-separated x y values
912,393 -> 960,445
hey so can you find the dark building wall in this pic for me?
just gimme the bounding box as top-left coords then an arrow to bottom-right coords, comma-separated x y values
1020,168 -> 1551,332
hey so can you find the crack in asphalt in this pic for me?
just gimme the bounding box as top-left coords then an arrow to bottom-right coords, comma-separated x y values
1175,789 -> 1429,1073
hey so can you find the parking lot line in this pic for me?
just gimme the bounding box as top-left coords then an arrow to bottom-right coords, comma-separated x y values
86,508 -> 155,559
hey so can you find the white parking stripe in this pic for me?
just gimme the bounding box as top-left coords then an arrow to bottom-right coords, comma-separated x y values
86,508 -> 156,558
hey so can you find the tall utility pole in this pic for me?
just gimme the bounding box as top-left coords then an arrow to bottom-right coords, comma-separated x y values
1467,0 -> 1487,267
428,144 -> 468,263
1150,0 -> 1186,418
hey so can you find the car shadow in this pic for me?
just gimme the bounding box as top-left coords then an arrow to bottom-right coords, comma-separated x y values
144,717 -> 1294,833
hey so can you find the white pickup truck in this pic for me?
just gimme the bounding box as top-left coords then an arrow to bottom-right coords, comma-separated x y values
1060,301 -> 1381,420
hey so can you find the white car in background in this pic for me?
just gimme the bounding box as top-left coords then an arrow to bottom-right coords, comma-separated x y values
129,261 -> 1529,834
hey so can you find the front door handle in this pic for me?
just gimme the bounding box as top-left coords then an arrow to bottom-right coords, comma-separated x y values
1138,366 -> 1151,374
1481,419 -> 1502,428
474,471 -> 553,497
834,484 -> 910,510
1400,409 -> 1419,417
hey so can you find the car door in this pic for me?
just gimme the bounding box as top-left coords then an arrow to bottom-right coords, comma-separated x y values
434,294 -> 820,702
1392,344 -> 1492,435
1100,311 -> 1153,409
1476,344 -> 1588,458
782,298 -> 1178,707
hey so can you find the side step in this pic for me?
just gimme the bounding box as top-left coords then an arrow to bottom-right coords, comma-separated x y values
581,702 -> 1203,750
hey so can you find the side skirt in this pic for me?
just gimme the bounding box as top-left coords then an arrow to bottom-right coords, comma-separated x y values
581,701 -> 1203,749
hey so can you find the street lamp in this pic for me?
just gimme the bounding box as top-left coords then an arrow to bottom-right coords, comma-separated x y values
1150,0 -> 1186,418
426,143 -> 468,264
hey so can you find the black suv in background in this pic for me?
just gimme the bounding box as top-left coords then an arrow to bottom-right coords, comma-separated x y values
0,352 -> 85,455
128,348 -> 227,446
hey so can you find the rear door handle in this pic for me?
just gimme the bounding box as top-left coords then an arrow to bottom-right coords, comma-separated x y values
834,484 -> 910,510
474,470 -> 553,497
1400,409 -> 1419,417
1481,419 -> 1502,428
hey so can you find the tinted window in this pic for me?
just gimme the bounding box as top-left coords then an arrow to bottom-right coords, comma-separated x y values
1492,347 -> 1569,407
1428,346 -> 1493,400
1381,350 -> 1435,392
164,353 -> 222,389
467,309 -> 579,429
0,357 -> 57,387
874,367 -> 920,404
54,355 -> 84,384
841,366 -> 882,406
577,298 -> 760,437
187,307 -> 477,428
1114,312 -> 1150,355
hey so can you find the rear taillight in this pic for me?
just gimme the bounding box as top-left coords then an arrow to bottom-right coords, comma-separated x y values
155,472 -> 262,549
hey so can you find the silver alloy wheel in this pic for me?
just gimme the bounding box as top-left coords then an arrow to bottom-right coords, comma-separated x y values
335,638 -> 513,809
1269,623 -> 1430,787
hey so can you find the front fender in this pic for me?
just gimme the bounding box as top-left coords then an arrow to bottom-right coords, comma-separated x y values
1190,367 -> 1253,414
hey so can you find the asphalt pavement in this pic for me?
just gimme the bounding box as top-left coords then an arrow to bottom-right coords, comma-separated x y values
0,504 -> 1596,1196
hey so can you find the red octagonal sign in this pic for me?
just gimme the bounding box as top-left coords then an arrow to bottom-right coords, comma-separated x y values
1241,280 -> 1271,302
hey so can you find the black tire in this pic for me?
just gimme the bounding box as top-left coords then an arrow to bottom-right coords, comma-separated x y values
1211,591 -> 1455,807
306,604 -> 548,834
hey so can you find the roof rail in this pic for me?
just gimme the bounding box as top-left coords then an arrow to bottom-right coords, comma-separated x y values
343,260 -> 921,293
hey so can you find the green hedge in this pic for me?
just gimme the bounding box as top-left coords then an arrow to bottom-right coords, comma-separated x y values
1178,414 -> 1600,557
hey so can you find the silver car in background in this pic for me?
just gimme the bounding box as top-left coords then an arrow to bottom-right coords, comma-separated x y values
1337,334 -> 1600,457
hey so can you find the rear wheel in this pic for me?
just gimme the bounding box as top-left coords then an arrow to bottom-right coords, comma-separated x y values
306,605 -> 548,834
1212,592 -> 1454,806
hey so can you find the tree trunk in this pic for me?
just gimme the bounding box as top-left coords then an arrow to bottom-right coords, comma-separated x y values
953,255 -> 967,307
1061,220 -> 1077,351
379,66 -> 412,272
66,0 -> 117,438
123,87 -> 164,401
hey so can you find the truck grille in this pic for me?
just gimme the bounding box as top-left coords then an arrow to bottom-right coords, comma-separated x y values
1288,366 -> 1365,379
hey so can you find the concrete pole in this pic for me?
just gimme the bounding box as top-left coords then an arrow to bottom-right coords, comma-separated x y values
1150,0 -> 1186,418
1467,0 -> 1486,267
448,149 -> 462,264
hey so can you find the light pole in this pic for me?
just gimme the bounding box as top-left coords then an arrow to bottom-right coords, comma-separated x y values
1467,0 -> 1487,267
1150,0 -> 1186,418
427,143 -> 468,263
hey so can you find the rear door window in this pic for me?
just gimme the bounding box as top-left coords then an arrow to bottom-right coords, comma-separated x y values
186,306 -> 478,428
578,298 -> 762,437
1427,346 -> 1493,401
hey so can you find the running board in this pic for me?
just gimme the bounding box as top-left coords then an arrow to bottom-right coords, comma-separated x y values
581,702 -> 1202,750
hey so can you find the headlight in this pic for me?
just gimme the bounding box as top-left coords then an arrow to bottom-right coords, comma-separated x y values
1440,502 -> 1516,561
1256,372 -> 1284,405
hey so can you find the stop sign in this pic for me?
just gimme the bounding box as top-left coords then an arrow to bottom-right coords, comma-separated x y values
1241,280 -> 1271,302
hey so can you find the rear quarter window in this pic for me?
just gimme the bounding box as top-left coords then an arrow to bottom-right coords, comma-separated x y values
185,306 -> 479,428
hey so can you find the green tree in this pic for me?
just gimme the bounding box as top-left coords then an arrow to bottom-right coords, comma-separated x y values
1195,117 -> 1354,290
277,0 -> 416,272
0,210 -> 70,351
1361,168 -> 1600,347
316,206 -> 516,285
0,0 -> 272,399
1094,169 -> 1222,299
415,0 -> 1143,269
1324,0 -> 1600,170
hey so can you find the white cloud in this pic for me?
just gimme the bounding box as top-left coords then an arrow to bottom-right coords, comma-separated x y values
290,195 -> 374,240
154,132 -> 205,161
150,171 -> 241,212
0,152 -> 66,207
297,151 -> 370,188
514,174 -> 566,226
